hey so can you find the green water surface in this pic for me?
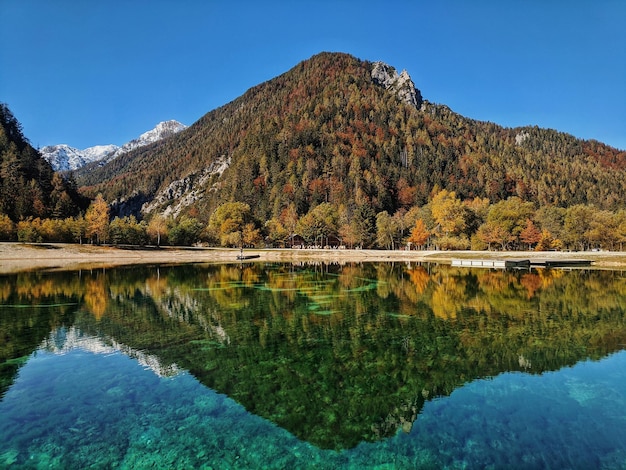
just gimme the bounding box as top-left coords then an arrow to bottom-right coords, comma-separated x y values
1,262 -> 626,468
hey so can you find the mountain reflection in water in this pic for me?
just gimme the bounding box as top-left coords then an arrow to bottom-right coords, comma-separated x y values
1,262 -> 626,463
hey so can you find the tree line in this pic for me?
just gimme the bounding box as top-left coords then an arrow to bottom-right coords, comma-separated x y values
0,103 -> 87,221
5,191 -> 625,252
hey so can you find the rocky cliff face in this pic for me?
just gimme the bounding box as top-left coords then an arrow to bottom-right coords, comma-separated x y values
371,61 -> 423,109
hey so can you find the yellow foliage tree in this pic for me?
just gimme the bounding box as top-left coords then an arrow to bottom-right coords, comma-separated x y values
85,194 -> 110,244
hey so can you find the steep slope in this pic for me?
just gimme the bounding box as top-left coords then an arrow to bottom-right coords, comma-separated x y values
42,120 -> 187,171
0,104 -> 87,221
76,52 -> 626,221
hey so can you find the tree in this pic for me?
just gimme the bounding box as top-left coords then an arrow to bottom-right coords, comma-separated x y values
536,230 -> 559,251
375,211 -> 398,250
0,144 -> 21,219
430,189 -> 466,237
68,215 -> 88,244
109,215 -> 148,245
265,217 -> 289,247
0,213 -> 15,240
242,222 -> 262,247
519,219 -> 542,250
485,197 -> 535,249
85,194 -> 110,244
297,203 -> 338,246
338,222 -> 359,249
587,210 -> 619,250
147,214 -> 168,246
407,218 -> 429,250
168,215 -> 203,246
477,222 -> 512,251
351,204 -> 376,248
208,202 -> 252,247
616,210 -> 626,251
280,204 -> 299,247
563,204 -> 594,250
534,206 -> 565,243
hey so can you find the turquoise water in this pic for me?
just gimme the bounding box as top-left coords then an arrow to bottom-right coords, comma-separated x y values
1,263 -> 626,468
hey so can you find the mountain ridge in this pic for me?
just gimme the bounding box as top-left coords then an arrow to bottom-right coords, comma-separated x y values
75,52 -> 626,222
41,120 -> 187,171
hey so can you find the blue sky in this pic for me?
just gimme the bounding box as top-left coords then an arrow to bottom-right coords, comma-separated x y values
1,1 -> 625,150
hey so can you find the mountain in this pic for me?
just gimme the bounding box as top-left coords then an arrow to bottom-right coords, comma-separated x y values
41,120 -> 187,171
0,103 -> 87,221
40,144 -> 119,172
76,52 -> 626,222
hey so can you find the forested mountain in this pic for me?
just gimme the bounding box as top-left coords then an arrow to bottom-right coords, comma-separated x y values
76,52 -> 626,225
0,103 -> 87,222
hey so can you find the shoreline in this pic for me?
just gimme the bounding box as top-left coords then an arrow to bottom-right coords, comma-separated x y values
1,242 -> 625,273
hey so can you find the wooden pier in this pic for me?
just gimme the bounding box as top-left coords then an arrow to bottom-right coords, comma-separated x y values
530,259 -> 592,268
452,259 -> 530,268
452,258 -> 592,269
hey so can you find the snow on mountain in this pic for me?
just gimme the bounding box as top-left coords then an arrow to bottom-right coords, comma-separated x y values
40,144 -> 119,172
41,120 -> 187,171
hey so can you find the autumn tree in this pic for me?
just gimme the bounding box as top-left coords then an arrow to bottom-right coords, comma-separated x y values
85,194 -> 110,244
208,202 -> 252,247
147,214 -> 168,246
265,217 -> 290,247
563,204 -> 594,250
587,210 -> 620,250
280,204 -> 299,246
242,222 -> 262,247
430,189 -> 467,237
535,230 -> 560,251
351,204 -> 376,248
0,213 -> 15,240
477,222 -> 511,251
407,218 -> 429,250
617,210 -> 626,251
484,197 -> 535,249
519,219 -> 542,250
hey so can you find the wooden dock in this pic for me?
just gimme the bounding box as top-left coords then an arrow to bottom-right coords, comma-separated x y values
452,258 -> 592,269
451,259 -> 530,268
530,259 -> 592,268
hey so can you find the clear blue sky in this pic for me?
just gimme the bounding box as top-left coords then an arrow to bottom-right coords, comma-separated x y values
1,1 -> 624,151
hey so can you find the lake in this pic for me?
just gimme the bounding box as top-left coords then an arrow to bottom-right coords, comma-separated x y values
1,262 -> 626,469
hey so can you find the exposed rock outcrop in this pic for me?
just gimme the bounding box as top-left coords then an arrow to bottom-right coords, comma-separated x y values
371,61 -> 422,108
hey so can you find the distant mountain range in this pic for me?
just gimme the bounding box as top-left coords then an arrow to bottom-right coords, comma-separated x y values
41,120 -> 187,171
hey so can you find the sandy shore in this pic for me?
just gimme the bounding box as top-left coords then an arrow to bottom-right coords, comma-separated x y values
0,242 -> 625,273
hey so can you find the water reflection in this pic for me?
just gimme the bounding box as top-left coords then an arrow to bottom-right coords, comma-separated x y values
1,263 -> 626,451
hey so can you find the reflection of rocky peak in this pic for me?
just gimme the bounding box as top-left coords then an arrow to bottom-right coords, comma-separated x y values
42,326 -> 181,378
371,61 -> 423,108
371,396 -> 423,439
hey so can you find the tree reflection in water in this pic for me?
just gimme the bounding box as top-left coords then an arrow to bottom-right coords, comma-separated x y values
1,263 -> 625,449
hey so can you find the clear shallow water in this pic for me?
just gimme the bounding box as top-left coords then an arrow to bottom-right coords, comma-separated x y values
1,263 -> 626,468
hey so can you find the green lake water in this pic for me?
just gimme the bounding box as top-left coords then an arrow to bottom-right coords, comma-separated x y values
1,262 -> 626,469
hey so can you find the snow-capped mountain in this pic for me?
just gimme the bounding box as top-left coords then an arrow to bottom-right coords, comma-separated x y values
41,144 -> 119,172
41,120 -> 187,171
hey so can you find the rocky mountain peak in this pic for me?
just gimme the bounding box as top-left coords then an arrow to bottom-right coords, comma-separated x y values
371,61 -> 422,109
41,120 -> 187,171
